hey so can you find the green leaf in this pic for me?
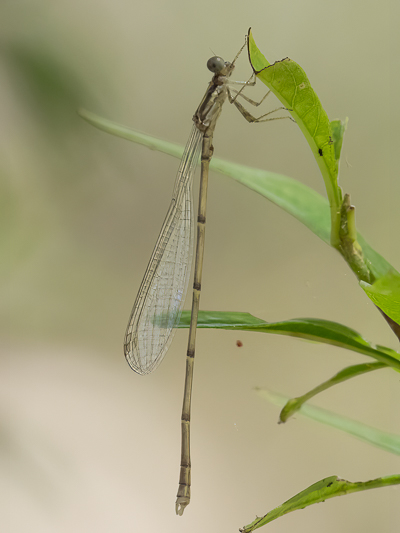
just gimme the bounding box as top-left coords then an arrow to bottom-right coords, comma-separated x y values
177,310 -> 400,370
279,362 -> 386,422
247,29 -> 342,247
330,118 -> 348,162
257,389 -> 400,456
240,474 -> 400,531
360,270 -> 400,324
78,110 -> 396,281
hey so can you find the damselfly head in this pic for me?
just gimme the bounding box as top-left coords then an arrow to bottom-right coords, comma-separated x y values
207,56 -> 226,74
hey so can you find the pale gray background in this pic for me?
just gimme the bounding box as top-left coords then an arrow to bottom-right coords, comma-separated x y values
3,0 -> 400,532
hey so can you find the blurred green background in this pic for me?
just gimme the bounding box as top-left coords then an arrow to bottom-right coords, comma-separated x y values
3,1 -> 400,532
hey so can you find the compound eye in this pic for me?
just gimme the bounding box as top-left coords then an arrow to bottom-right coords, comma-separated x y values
207,56 -> 225,73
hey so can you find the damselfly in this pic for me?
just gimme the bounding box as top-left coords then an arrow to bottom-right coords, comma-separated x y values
124,34 -> 291,515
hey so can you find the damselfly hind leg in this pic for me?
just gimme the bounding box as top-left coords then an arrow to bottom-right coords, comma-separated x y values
228,85 -> 295,123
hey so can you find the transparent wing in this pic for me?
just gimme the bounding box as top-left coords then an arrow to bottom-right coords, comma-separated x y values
124,125 -> 203,375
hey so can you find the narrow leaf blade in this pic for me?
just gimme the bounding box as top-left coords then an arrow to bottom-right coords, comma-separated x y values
279,362 -> 386,422
178,310 -> 400,370
78,110 -> 396,280
240,474 -> 400,531
257,389 -> 400,456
